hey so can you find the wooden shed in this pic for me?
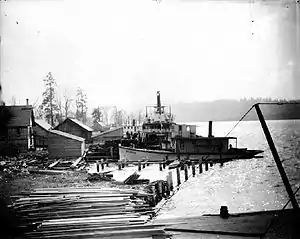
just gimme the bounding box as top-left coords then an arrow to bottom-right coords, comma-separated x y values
92,127 -> 123,143
53,118 -> 93,141
0,104 -> 34,153
48,130 -> 85,158
33,119 -> 52,149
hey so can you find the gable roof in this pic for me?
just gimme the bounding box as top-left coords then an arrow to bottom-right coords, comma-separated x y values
35,119 -> 52,131
54,118 -> 93,132
4,105 -> 34,127
49,130 -> 85,142
92,126 -> 123,138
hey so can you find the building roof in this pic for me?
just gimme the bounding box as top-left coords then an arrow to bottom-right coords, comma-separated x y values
4,105 -> 34,127
92,126 -> 123,138
49,130 -> 85,142
55,118 -> 93,132
35,119 -> 52,131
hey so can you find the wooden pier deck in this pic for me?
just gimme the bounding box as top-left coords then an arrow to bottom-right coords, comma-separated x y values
151,209 -> 300,238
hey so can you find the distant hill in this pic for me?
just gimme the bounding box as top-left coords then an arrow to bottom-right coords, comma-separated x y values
171,98 -> 300,122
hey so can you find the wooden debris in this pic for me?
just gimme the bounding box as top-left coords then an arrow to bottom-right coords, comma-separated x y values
28,169 -> 68,175
48,159 -> 61,168
123,172 -> 141,185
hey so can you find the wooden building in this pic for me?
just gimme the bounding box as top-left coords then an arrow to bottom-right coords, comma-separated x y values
48,130 -> 85,158
53,118 -> 93,141
92,127 -> 123,143
33,119 -> 52,149
0,103 -> 34,154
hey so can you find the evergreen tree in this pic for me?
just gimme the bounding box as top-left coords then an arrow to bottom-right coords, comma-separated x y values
40,72 -> 59,126
92,107 -> 102,122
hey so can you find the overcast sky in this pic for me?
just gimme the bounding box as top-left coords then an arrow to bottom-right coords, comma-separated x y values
1,0 -> 299,113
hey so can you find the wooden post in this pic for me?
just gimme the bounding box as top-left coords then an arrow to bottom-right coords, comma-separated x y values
184,164 -> 188,181
160,181 -> 166,198
143,162 -> 146,168
199,160 -> 203,174
192,162 -> 195,177
163,161 -> 166,169
122,162 -> 125,168
151,185 -> 157,205
210,161 -> 213,167
106,162 -> 109,167
110,146 -> 113,159
205,162 -> 209,171
96,161 -> 100,172
159,163 -> 162,171
118,162 -> 121,170
165,178 -> 170,197
220,154 -> 223,167
138,161 -> 141,171
176,167 -> 181,186
101,162 -> 104,170
157,182 -> 162,201
168,171 -> 173,191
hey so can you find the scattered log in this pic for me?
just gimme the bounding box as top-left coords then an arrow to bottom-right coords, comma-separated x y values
123,172 -> 140,185
48,160 -> 60,168
71,157 -> 82,168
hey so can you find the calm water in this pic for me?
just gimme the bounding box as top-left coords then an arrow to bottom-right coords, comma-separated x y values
156,120 -> 300,219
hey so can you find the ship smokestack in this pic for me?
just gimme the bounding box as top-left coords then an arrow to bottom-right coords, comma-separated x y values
157,91 -> 161,114
208,121 -> 213,137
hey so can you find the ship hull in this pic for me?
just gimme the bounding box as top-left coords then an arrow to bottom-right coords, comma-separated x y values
119,145 -> 263,163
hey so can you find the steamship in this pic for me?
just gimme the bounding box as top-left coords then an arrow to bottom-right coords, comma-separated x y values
119,92 -> 263,163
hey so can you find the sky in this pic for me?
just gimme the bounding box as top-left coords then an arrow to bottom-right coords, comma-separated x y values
1,0 -> 299,113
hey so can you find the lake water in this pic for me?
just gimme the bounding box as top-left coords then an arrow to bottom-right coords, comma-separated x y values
156,119 -> 300,219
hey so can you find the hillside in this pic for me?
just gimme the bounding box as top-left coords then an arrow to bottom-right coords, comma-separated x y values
171,98 -> 300,122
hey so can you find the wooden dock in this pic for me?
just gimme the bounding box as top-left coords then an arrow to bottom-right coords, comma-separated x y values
151,209 -> 300,238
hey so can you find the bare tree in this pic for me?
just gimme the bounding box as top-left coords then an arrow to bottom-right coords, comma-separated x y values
55,95 -> 63,123
63,90 -> 73,119
75,87 -> 88,123
11,96 -> 17,105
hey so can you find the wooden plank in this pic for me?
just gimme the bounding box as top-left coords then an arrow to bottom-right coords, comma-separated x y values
48,159 -> 61,168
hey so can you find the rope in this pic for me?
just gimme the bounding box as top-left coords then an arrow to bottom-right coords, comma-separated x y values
225,105 -> 254,137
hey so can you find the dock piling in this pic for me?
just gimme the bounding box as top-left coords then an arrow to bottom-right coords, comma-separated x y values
184,164 -> 188,181
96,161 -> 100,172
205,162 -> 209,171
101,162 -> 104,170
192,162 -> 195,177
159,163 -> 163,171
138,161 -> 141,171
165,179 -> 170,197
118,162 -> 121,170
199,160 -> 203,174
176,167 -> 181,186
168,171 -> 173,191
210,161 -> 213,167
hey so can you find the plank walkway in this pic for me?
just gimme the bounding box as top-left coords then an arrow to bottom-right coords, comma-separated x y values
151,209 -> 300,238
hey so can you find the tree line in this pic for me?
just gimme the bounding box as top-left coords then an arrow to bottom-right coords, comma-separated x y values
172,98 -> 300,122
34,72 -> 144,128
